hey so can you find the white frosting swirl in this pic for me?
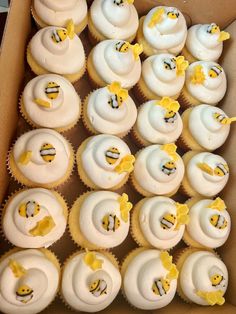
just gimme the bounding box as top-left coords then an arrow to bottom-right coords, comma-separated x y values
188,105 -> 230,150
133,145 -> 185,195
90,0 -> 138,40
138,197 -> 185,249
12,129 -> 72,185
80,134 -> 131,189
185,61 -> 227,104
61,251 -> 121,312
86,86 -> 137,135
3,188 -> 67,248
136,100 -> 183,144
179,250 -> 228,305
143,6 -> 187,55
0,249 -> 59,314
29,26 -> 85,75
186,199 -> 231,248
186,24 -> 223,61
123,249 -> 177,310
186,152 -> 229,197
22,74 -> 80,129
141,54 -> 186,97
91,40 -> 142,88
33,0 -> 87,27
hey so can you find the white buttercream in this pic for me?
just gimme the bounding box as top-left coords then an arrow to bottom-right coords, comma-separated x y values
136,100 -> 183,144
123,249 -> 177,310
0,249 -> 59,314
61,251 -> 121,312
23,74 -> 80,129
29,26 -> 85,75
179,251 -> 228,305
12,129 -> 71,185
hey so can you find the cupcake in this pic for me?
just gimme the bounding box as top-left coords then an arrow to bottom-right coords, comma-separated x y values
8,129 -> 74,188
69,191 -> 132,249
0,248 -> 60,314
132,97 -> 183,147
180,61 -> 227,108
61,250 -> 121,312
83,82 -> 137,137
137,6 -> 187,57
131,143 -> 185,197
77,134 -> 135,190
179,104 -> 236,151
181,151 -> 229,198
2,188 -> 68,248
20,74 -> 81,132
176,248 -> 228,305
184,197 -> 231,249
87,39 -> 142,89
27,20 -> 86,83
31,0 -> 88,34
88,0 -> 139,43
121,248 -> 178,310
136,54 -> 188,101
131,197 -> 189,249
182,23 -> 230,63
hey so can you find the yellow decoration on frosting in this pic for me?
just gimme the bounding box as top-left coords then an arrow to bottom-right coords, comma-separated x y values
160,251 -> 179,280
107,82 -> 128,106
148,8 -> 165,28
29,216 -> 56,237
175,203 -> 189,230
19,151 -> 32,165
191,65 -> 206,84
213,112 -> 236,125
209,197 -> 226,211
160,213 -> 176,229
196,290 -> 225,306
118,193 -> 133,222
102,214 -> 120,232
152,277 -> 170,296
115,154 -> 135,174
209,65 -> 222,78
210,214 -> 227,229
175,56 -> 189,76
125,0 -> 134,3
167,8 -> 179,19
19,201 -> 40,218
45,82 -> 60,100
218,31 -> 230,42
66,19 -> 75,39
158,97 -> 180,122
197,162 -> 229,177
51,19 -> 75,43
129,43 -> 143,60
9,260 -> 26,278
84,251 -> 104,271
34,98 -> 51,108
161,143 -> 179,162
166,265 -> 179,280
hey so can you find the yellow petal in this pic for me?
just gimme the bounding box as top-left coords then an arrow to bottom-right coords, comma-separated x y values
209,197 -> 226,211
84,252 -> 95,265
34,98 -> 51,108
29,216 -> 56,236
9,260 -> 26,278
19,151 -> 32,165
197,162 -> 214,175
218,31 -> 230,42
67,19 -> 75,39
91,259 -> 103,271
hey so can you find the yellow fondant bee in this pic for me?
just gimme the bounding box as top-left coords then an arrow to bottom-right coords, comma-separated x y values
105,147 -> 120,165
108,94 -> 120,109
18,201 -> 40,218
160,213 -> 176,229
197,162 -> 229,177
161,161 -> 176,176
164,110 -> 178,123
210,214 -> 227,230
115,41 -> 130,53
163,58 -> 176,70
16,285 -> 33,304
152,278 -> 171,296
213,112 -> 236,125
45,82 -> 60,100
102,214 -> 121,232
210,274 -> 226,288
89,279 -> 107,297
51,19 -> 75,43
40,143 -> 56,163
167,8 -> 179,19
207,23 -> 220,34
208,65 -> 222,78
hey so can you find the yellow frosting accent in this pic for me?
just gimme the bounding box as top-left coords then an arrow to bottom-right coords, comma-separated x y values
128,43 -> 143,60
29,216 -> 56,236
209,197 -> 226,211
67,19 -> 75,39
160,251 -> 179,280
148,8 -> 165,28
175,203 -> 189,230
118,193 -> 133,222
115,154 -> 135,174
166,265 -> 179,280
197,163 -> 229,177
9,260 -> 26,278
19,151 -> 32,165
84,252 -> 104,271
158,97 -> 180,114
107,81 -> 129,106
191,65 -> 206,84
175,56 -> 189,76
197,162 -> 214,175
196,290 -> 225,306
34,98 -> 51,108
161,143 -> 179,162
213,112 -> 236,125
218,31 -> 230,42
125,0 -> 134,3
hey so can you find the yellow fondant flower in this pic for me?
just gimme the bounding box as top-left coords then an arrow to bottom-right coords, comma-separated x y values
128,43 -> 143,60
115,154 -> 135,174
161,143 -> 179,162
208,197 -> 226,211
107,82 -> 129,106
66,19 -> 75,39
175,56 -> 189,76
34,98 -> 51,108
9,260 -> 26,278
118,193 -> 133,222
196,290 -> 225,306
160,251 -> 173,270
158,97 -> 180,115
197,162 -> 214,175
84,251 -> 104,271
218,31 -> 230,42
148,8 -> 165,28
191,65 -> 206,84
29,216 -> 56,236
166,265 -> 179,280
175,203 -> 189,230
19,151 -> 32,165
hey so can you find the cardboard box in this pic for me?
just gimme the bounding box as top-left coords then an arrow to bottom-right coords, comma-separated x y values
0,0 -> 235,313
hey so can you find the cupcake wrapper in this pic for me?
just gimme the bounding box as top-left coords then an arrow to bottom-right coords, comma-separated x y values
82,93 -> 98,136
132,82 -> 148,104
178,91 -> 193,110
130,126 -> 149,148
31,5 -> 45,29
176,134 -> 192,152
